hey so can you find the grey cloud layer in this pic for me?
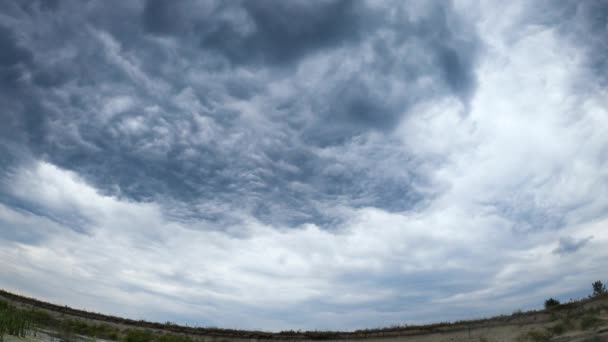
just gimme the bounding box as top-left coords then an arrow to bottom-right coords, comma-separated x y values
0,0 -> 481,227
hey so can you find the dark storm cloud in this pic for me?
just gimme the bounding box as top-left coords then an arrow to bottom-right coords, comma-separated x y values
142,0 -> 184,35
0,0 -> 482,227
143,0 -> 364,66
0,22 -> 48,151
0,24 -> 32,84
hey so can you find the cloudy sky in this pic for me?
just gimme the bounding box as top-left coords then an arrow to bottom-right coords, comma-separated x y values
1,0 -> 608,331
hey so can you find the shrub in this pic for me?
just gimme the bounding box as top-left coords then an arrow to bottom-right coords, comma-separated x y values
544,298 -> 561,309
592,281 -> 606,297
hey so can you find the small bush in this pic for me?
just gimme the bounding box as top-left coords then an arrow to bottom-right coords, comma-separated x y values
544,298 -> 561,309
592,281 -> 606,297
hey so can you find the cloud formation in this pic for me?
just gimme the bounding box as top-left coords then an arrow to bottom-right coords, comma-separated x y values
553,236 -> 593,255
0,0 -> 607,331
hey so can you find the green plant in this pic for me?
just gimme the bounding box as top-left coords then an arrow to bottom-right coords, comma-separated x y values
544,298 -> 560,309
0,301 -> 33,339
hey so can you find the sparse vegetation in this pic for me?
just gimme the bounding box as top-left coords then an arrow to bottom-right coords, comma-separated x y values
0,299 -> 122,341
63,319 -> 120,340
1,299 -> 202,342
0,285 -> 607,342
580,314 -> 601,330
123,329 -> 154,342
520,316 -> 578,342
547,318 -> 574,336
526,329 -> 553,342
0,301 -> 33,340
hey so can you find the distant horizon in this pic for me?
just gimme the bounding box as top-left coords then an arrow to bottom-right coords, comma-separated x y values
1,0 -> 607,331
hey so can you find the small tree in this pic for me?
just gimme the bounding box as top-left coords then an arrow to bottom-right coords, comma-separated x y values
544,298 -> 560,309
592,280 -> 606,296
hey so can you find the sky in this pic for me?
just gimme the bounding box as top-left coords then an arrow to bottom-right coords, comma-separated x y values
0,0 -> 608,332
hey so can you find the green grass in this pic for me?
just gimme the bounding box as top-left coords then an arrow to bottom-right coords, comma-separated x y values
0,301 -> 33,339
